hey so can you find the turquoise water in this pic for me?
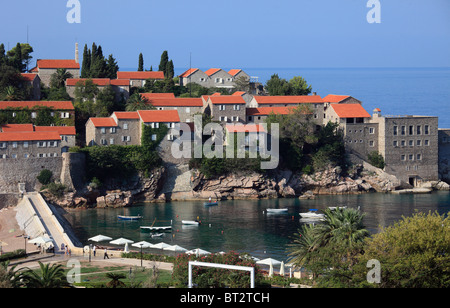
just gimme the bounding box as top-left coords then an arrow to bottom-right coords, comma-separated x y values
66,191 -> 450,262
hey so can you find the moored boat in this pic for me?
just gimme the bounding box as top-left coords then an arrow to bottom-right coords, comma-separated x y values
182,220 -> 201,225
299,209 -> 325,220
140,226 -> 172,232
204,201 -> 218,206
118,215 -> 143,221
265,208 -> 288,213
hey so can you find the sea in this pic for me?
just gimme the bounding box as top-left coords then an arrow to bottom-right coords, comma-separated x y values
173,67 -> 450,128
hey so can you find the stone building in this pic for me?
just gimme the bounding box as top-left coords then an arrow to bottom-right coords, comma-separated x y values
116,71 -> 165,88
0,101 -> 75,126
178,68 -> 250,90
204,95 -> 247,124
140,95 -> 203,123
203,68 -> 234,89
249,95 -> 325,125
178,68 -> 209,87
369,109 -> 439,185
21,73 -> 41,100
65,78 -> 130,101
85,110 -> 180,147
30,59 -> 80,87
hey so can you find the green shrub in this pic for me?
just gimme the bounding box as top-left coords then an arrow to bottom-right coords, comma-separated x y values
37,169 -> 53,185
367,151 -> 385,169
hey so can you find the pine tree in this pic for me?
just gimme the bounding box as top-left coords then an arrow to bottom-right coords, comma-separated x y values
106,54 -> 119,79
0,44 -> 6,66
138,53 -> 144,71
81,44 -> 91,78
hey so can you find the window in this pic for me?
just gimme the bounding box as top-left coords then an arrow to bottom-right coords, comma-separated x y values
122,136 -> 131,142
369,140 -> 374,147
219,116 -> 227,122
409,125 -> 413,135
101,139 -> 107,145
393,126 -> 398,136
232,116 -> 239,122
408,140 -> 414,146
61,112 -> 70,119
401,154 -> 406,161
38,153 -> 46,158
215,78 -> 222,83
424,125 -> 429,135
409,154 -> 414,161
37,141 -> 46,148
110,138 -> 114,145
424,139 -> 430,146
31,112 -> 37,119
219,105 -> 226,111
393,141 -> 398,147
123,123 -> 128,130
101,128 -> 106,134
417,140 -> 421,146
48,141 -> 57,147
110,127 -> 116,133
401,126 -> 406,136
417,154 -> 422,160
369,127 -> 375,134
24,142 -> 29,148
12,142 -> 17,148
417,125 -> 421,135
24,153 -> 29,158
0,154 -> 6,159
233,105 -> 240,111
11,154 -> 17,159
199,78 -> 205,82
401,140 -> 406,147
0,142 -> 5,149
248,116 -> 253,122
151,134 -> 157,141
167,134 -> 174,141
186,107 -> 190,113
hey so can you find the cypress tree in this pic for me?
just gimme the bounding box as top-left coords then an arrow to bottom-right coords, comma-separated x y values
138,53 -> 144,71
0,44 -> 6,66
158,50 -> 168,74
106,54 -> 119,79
81,44 -> 91,78
166,60 -> 174,79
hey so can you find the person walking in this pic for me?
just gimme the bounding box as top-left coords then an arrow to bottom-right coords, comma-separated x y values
93,245 -> 96,257
104,248 -> 109,259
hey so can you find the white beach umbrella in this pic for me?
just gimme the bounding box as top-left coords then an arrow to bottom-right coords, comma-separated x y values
28,236 -> 53,245
88,235 -> 112,242
109,238 -> 134,245
268,263 -> 274,277
256,258 -> 282,267
279,261 -> 285,276
124,242 -> 130,253
186,248 -> 211,256
164,245 -> 187,253
132,241 -> 154,249
151,242 -> 171,249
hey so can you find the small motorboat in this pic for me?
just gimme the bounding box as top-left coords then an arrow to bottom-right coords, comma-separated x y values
265,208 -> 288,213
118,215 -> 143,221
182,220 -> 201,225
299,209 -> 325,220
151,233 -> 164,238
204,201 -> 218,206
140,226 -> 172,232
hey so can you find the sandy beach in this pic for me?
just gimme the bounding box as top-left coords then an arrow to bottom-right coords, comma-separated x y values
0,207 -> 40,254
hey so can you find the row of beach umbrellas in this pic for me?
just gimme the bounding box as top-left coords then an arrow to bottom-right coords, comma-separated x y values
87,234 -> 288,276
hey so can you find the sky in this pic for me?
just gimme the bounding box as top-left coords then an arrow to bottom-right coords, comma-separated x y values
0,0 -> 449,71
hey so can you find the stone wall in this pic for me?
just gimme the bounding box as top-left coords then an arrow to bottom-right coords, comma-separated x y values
0,157 -> 62,193
60,152 -> 86,192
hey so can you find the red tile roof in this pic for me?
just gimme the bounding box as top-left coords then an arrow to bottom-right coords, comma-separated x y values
179,68 -> 199,78
225,123 -> 266,133
110,79 -> 130,86
322,94 -> 351,103
21,73 -> 38,82
228,69 -> 242,76
232,91 -> 246,96
0,101 -> 74,110
204,68 -> 222,76
330,104 -> 371,118
34,126 -> 76,135
146,97 -> 203,107
117,71 -> 165,80
253,95 -> 323,105
141,93 -> 176,100
209,96 -> 246,105
246,107 -> 295,116
0,131 -> 61,142
138,110 -> 180,123
1,124 -> 34,132
112,112 -> 140,120
36,59 -> 80,69
89,118 -> 117,127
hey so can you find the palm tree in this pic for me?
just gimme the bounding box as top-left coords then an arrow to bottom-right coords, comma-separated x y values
125,93 -> 152,111
0,260 -> 28,288
2,85 -> 23,101
105,272 -> 126,288
23,261 -> 71,288
50,68 -> 73,89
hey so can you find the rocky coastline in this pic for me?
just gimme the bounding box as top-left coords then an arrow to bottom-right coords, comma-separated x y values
42,163 -> 450,209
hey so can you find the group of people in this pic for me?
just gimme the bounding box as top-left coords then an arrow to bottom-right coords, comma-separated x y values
83,244 -> 111,259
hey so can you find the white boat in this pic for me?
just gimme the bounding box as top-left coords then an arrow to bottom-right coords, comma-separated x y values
151,233 -> 164,238
299,209 -> 325,220
118,215 -> 142,221
266,208 -> 288,213
140,226 -> 172,232
182,220 -> 201,225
